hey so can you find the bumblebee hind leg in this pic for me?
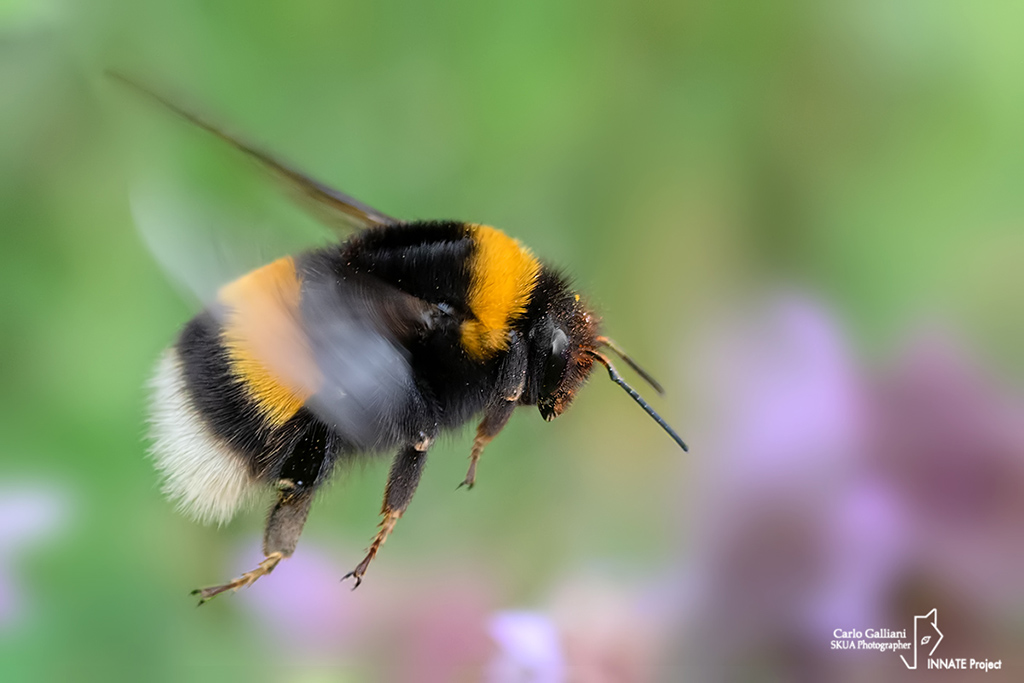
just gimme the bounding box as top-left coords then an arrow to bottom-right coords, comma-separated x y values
343,435 -> 432,588
194,418 -> 334,605
193,483 -> 314,604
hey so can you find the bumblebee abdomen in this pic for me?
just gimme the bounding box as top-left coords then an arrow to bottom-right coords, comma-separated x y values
149,300 -> 321,525
148,347 -> 261,525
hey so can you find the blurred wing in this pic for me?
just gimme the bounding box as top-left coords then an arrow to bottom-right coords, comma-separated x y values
131,181 -> 315,304
297,265 -> 438,449
109,71 -> 400,234
119,75 -> 430,448
200,252 -> 437,450
131,184 -> 430,450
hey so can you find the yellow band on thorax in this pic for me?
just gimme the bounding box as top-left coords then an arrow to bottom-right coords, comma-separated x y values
461,225 -> 542,360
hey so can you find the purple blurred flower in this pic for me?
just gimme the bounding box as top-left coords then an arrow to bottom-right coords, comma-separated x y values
869,335 -> 1024,610
674,296 -> 1024,678
683,296 -> 867,655
0,483 -> 68,630
694,294 -> 865,481
488,611 -> 565,683
235,541 -> 363,655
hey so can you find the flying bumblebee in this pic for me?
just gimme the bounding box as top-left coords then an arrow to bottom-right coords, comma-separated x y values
114,74 -> 688,603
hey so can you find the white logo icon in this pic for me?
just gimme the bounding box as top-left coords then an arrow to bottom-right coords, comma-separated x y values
900,608 -> 943,670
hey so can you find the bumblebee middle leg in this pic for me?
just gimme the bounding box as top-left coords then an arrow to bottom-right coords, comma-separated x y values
343,437 -> 432,588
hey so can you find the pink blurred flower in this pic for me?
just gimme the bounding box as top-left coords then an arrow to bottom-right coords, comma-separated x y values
235,540 -> 494,679
486,575 -> 666,683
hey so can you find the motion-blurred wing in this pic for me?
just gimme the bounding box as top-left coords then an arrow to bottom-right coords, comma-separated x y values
212,252 -> 437,451
131,184 -> 434,450
109,71 -> 400,234
297,263 -> 438,449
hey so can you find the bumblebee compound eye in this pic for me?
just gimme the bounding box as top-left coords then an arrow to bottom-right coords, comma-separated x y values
542,327 -> 569,395
537,327 -> 573,421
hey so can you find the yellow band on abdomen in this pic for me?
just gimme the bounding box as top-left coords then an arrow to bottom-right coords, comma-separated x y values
218,256 -> 318,427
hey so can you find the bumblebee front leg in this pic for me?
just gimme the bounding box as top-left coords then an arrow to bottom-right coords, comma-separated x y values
343,437 -> 432,588
460,398 -> 517,490
461,331 -> 527,489
193,481 -> 315,605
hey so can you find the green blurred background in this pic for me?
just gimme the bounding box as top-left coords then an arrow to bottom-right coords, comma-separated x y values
2,1 -> 1023,681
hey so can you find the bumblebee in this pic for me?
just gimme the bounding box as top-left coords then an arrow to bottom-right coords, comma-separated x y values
115,74 -> 687,603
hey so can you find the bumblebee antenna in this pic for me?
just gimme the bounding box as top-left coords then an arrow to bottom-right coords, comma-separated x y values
587,350 -> 688,452
595,336 -> 664,394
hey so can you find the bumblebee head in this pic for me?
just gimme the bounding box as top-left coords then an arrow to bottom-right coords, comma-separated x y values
523,269 -> 687,451
534,292 -> 600,421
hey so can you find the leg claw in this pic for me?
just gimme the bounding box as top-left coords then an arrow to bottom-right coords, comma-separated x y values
190,552 -> 283,605
341,570 -> 363,590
